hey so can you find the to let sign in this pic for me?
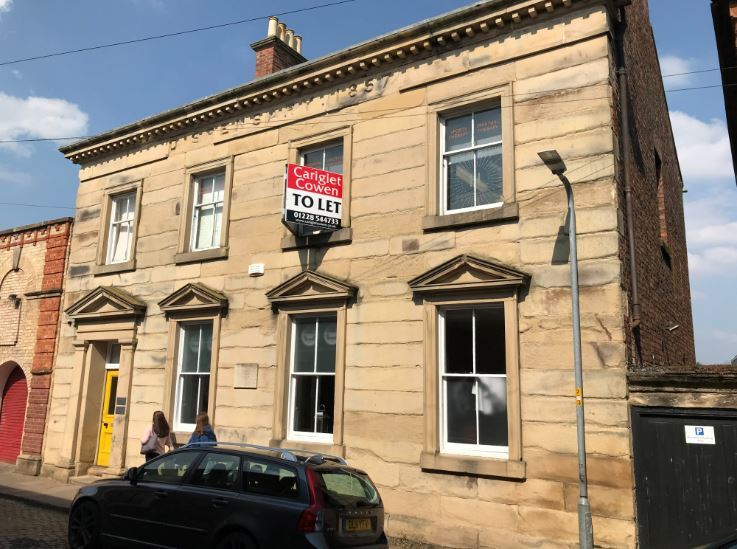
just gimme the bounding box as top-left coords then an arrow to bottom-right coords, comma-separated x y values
284,163 -> 342,231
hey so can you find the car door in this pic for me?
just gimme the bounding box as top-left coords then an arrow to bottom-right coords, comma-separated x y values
172,451 -> 243,548
237,456 -> 309,548
104,451 -> 202,548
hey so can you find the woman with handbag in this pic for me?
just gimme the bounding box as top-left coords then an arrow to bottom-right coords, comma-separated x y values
140,410 -> 176,462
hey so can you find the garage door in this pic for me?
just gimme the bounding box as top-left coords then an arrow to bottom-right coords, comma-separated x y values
632,406 -> 737,548
0,366 -> 27,463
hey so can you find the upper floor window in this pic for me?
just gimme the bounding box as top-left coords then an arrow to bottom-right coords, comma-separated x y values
106,191 -> 136,264
190,172 -> 225,252
441,107 -> 503,214
301,141 -> 344,174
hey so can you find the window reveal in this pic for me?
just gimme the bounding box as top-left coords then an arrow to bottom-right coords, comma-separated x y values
288,316 -> 337,440
442,107 -> 503,213
441,307 -> 508,457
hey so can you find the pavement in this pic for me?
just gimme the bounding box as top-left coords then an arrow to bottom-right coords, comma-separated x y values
0,464 -> 77,512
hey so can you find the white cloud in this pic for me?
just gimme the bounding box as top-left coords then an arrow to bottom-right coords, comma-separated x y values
660,55 -> 696,87
0,0 -> 11,14
0,166 -> 31,186
0,92 -> 89,157
11,69 -> 21,80
688,247 -> 737,276
714,330 -> 737,344
670,111 -> 734,182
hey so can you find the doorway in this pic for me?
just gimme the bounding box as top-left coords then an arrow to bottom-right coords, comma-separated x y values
0,365 -> 27,463
96,344 -> 120,467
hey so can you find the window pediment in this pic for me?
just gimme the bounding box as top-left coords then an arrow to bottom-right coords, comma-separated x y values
65,286 -> 146,321
266,270 -> 357,306
158,282 -> 228,316
409,254 -> 530,295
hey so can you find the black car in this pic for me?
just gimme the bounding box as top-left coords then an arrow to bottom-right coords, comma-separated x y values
67,442 -> 388,549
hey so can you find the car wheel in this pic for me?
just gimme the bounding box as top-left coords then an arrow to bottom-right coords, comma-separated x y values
68,500 -> 101,549
216,531 -> 256,549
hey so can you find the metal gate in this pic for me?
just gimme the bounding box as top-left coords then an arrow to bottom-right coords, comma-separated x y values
0,366 -> 27,463
632,406 -> 737,548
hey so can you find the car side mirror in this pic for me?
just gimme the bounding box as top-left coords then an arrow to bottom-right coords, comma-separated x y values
124,466 -> 139,484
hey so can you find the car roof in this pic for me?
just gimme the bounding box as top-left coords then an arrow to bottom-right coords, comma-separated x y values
175,442 -> 350,468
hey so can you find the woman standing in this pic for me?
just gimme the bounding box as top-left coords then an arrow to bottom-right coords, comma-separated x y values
140,410 -> 176,461
187,412 -> 217,446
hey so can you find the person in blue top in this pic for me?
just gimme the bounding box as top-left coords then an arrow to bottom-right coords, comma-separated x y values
188,412 -> 217,446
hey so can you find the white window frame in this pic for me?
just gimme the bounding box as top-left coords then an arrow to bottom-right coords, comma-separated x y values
105,343 -> 121,371
299,141 -> 344,174
438,306 -> 509,459
287,315 -> 337,444
106,191 -> 136,264
190,172 -> 225,252
174,322 -> 212,432
440,106 -> 503,215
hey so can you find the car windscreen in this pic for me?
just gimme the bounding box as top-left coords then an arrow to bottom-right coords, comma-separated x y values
316,469 -> 380,508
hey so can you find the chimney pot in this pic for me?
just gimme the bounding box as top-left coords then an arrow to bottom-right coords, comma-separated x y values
267,17 -> 278,38
285,29 -> 295,48
294,35 -> 303,54
277,23 -> 287,41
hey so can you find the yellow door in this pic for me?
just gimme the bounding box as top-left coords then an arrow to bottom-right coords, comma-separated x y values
96,370 -> 119,466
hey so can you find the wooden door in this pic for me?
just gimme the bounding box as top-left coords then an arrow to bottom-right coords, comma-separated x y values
96,370 -> 119,466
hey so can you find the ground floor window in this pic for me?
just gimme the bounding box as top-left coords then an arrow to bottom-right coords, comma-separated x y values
288,315 -> 337,442
440,306 -> 508,458
175,322 -> 212,431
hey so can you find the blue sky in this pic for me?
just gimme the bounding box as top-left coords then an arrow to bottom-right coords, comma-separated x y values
0,0 -> 734,363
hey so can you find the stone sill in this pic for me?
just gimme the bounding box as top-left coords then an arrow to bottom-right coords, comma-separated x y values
423,202 -> 519,232
174,247 -> 229,265
93,260 -> 136,276
281,228 -> 352,251
270,438 -> 346,458
420,451 -> 526,479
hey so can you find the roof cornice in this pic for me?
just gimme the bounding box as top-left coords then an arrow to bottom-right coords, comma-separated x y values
61,0 -> 590,164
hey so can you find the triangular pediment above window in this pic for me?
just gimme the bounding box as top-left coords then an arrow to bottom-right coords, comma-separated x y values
409,254 -> 530,295
158,283 -> 228,315
266,270 -> 357,305
65,286 -> 146,320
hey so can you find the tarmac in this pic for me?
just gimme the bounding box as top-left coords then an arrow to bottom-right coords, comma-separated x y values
0,464 -> 78,512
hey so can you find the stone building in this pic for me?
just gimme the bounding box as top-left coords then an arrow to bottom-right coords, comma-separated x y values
44,0 -> 694,546
0,218 -> 72,475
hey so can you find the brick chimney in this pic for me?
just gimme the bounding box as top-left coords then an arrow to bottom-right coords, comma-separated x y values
251,16 -> 306,78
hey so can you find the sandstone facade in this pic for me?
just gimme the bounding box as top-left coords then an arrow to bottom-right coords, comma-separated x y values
44,1 -> 692,546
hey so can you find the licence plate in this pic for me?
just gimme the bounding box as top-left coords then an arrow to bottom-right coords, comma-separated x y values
345,518 -> 372,532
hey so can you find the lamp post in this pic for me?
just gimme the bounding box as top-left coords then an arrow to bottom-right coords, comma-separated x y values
537,150 -> 594,549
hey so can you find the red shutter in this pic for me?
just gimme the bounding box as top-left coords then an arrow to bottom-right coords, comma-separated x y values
0,367 -> 28,463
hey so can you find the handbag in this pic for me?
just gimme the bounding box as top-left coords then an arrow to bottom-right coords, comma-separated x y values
141,430 -> 157,454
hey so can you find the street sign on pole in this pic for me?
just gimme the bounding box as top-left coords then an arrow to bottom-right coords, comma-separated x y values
284,163 -> 343,231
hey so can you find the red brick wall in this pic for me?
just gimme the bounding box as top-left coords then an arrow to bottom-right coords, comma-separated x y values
254,39 -> 305,78
21,222 -> 71,456
616,0 -> 696,369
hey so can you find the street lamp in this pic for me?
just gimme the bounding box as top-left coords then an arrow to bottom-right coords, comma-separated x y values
537,150 -> 594,549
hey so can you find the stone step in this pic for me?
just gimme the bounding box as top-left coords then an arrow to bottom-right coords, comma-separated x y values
69,475 -> 98,486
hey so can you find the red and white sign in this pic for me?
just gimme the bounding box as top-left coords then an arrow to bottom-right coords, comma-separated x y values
284,163 -> 343,231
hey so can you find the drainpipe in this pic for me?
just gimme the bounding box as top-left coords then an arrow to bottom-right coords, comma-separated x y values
615,6 -> 641,332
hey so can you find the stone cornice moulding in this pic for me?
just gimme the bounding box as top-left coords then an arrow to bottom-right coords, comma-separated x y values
61,0 -> 590,164
158,282 -> 229,316
65,286 -> 147,321
266,269 -> 358,306
409,254 -> 531,295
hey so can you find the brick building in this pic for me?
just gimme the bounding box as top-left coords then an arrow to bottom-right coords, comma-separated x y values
0,218 -> 72,475
43,0 -> 696,546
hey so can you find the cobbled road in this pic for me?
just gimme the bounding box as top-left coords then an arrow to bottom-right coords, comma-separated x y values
0,496 -> 67,549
